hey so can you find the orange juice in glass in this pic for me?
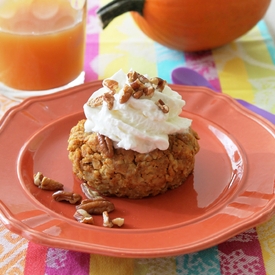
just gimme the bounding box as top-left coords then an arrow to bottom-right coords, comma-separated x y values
0,0 -> 86,95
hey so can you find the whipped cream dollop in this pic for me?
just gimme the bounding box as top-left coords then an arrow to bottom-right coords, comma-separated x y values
83,69 -> 192,153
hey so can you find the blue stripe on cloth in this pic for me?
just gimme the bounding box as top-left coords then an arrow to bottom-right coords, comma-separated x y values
257,20 -> 275,64
175,246 -> 221,275
154,43 -> 185,83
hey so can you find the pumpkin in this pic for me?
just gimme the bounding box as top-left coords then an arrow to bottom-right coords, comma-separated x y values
97,0 -> 271,52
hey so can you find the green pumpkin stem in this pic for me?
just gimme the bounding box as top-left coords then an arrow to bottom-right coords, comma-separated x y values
97,0 -> 145,29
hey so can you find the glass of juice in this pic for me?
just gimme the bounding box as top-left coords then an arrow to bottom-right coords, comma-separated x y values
0,0 -> 86,99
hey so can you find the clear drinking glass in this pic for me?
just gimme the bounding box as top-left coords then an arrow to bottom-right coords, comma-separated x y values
0,0 -> 86,99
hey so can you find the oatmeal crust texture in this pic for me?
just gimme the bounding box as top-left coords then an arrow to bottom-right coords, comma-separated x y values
68,119 -> 200,199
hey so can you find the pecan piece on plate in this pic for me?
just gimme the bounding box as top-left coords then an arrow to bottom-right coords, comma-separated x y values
81,183 -> 103,200
102,211 -> 113,227
74,209 -> 94,224
76,198 -> 115,215
33,172 -> 64,191
112,217 -> 125,227
52,191 -> 82,204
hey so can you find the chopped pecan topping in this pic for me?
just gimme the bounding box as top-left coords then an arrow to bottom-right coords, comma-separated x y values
81,183 -> 103,200
76,198 -> 115,215
120,84 -> 134,103
87,95 -> 103,108
102,211 -> 113,227
156,99 -> 169,113
150,77 -> 167,92
132,90 -> 144,99
149,77 -> 159,85
128,71 -> 149,84
138,74 -> 150,84
127,71 -> 166,99
33,172 -> 64,191
52,191 -> 82,204
103,92 -> 115,110
97,133 -> 114,158
103,79 -> 119,93
127,71 -> 139,82
88,72 -> 168,110
74,209 -> 94,224
143,86 -> 155,97
130,78 -> 144,91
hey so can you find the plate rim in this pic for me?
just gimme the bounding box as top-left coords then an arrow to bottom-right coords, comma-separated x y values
1,81 -> 275,258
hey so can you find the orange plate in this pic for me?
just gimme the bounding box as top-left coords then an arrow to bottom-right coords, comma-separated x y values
1,82 -> 275,258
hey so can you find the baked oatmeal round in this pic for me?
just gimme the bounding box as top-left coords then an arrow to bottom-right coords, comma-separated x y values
68,119 -> 200,199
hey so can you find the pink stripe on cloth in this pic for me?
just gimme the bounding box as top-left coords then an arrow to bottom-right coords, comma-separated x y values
84,4 -> 100,82
184,51 -> 222,92
45,248 -> 90,275
218,228 -> 266,275
24,242 -> 48,275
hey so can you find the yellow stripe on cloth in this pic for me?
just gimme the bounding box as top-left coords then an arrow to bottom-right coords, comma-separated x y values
213,42 -> 255,102
257,215 -> 275,275
89,255 -> 136,275
89,254 -> 178,275
213,24 -> 275,112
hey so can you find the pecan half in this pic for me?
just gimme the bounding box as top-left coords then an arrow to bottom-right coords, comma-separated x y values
97,133 -> 114,158
33,172 -> 64,191
81,183 -> 103,200
74,209 -> 94,224
76,199 -> 115,215
52,191 -> 82,204
103,79 -> 119,93
156,99 -> 169,113
103,92 -> 115,110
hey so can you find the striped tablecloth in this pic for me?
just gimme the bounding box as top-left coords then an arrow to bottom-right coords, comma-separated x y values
1,1 -> 275,274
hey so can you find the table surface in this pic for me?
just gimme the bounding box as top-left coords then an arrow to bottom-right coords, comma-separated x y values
1,1 -> 275,274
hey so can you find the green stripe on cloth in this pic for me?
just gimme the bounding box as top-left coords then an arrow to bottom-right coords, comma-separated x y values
176,247 -> 221,275
258,20 -> 275,65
